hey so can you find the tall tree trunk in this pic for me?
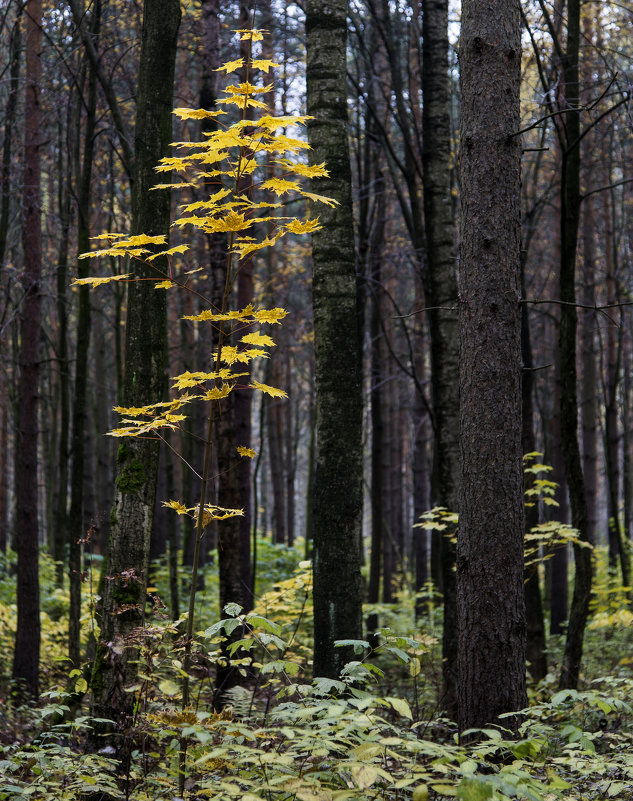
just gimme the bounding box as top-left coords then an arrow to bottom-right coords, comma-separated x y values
53,120 -> 72,586
234,0 -> 254,610
92,0 -> 180,738
558,0 -> 592,690
306,0 -> 364,679
580,6 -> 598,545
13,0 -> 42,701
0,14 -> 20,272
549,376 -> 569,635
522,261 -> 547,682
457,0 -> 527,732
68,0 -> 100,669
602,180 -> 628,584
422,0 -> 460,717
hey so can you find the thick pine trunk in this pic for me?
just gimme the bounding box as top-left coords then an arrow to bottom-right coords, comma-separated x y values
457,0 -> 527,732
306,0 -> 363,679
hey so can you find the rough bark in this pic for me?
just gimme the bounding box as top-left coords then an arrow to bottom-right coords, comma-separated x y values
521,262 -> 547,682
68,0 -> 100,668
306,0 -> 363,679
0,14 -> 20,272
457,0 -> 527,732
558,0 -> 592,690
92,0 -> 180,733
422,0 -> 460,717
13,0 -> 42,701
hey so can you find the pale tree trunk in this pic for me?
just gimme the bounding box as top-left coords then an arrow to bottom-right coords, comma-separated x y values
422,0 -> 460,717
306,0 -> 363,679
92,0 -> 180,742
13,0 -> 42,701
457,0 -> 527,732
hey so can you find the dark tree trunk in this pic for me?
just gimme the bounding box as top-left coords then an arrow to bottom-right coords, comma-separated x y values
13,0 -> 42,701
521,262 -> 547,682
306,0 -> 364,679
549,375 -> 569,635
68,0 -> 100,669
0,14 -> 20,271
54,124 -> 72,587
92,0 -> 180,733
457,0 -> 527,732
422,0 -> 460,717
558,0 -> 592,690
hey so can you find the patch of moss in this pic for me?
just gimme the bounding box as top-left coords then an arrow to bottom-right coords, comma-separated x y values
115,456 -> 147,494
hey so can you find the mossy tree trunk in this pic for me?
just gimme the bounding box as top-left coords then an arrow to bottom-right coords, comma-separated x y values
92,0 -> 180,734
306,0 -> 364,679
457,0 -> 527,732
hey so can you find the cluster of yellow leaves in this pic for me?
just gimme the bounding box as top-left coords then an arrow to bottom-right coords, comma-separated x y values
73,30 -> 330,504
163,500 -> 244,528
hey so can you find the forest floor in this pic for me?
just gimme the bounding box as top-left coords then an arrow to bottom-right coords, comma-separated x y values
1,542 -> 633,800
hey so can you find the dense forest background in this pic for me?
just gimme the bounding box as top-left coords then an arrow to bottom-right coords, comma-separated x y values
1,0 -> 633,798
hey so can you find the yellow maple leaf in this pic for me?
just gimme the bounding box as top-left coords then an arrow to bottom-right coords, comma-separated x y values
250,380 -> 287,398
147,244 -> 190,261
260,177 -> 298,195
163,500 -> 189,515
203,384 -> 233,401
237,446 -> 257,459
73,273 -> 133,286
155,157 -> 189,173
298,190 -> 338,207
216,95 -> 269,111
173,107 -> 226,120
208,211 -> 251,233
257,114 -> 311,132
91,232 -> 126,240
151,181 -> 199,191
268,134 -> 311,152
285,218 -> 322,235
217,345 -> 265,365
216,58 -> 244,73
276,159 -> 329,178
253,307 -> 288,325
240,332 -> 276,348
225,81 -> 272,96
251,59 -> 280,73
235,28 -> 264,41
154,280 -> 175,289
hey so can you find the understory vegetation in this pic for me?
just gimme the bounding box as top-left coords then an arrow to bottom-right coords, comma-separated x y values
1,543 -> 632,801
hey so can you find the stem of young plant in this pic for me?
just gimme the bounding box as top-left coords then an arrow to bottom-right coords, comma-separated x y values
178,32 -> 253,791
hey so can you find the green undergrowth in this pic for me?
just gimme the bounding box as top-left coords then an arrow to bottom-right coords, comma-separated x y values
2,546 -> 633,799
